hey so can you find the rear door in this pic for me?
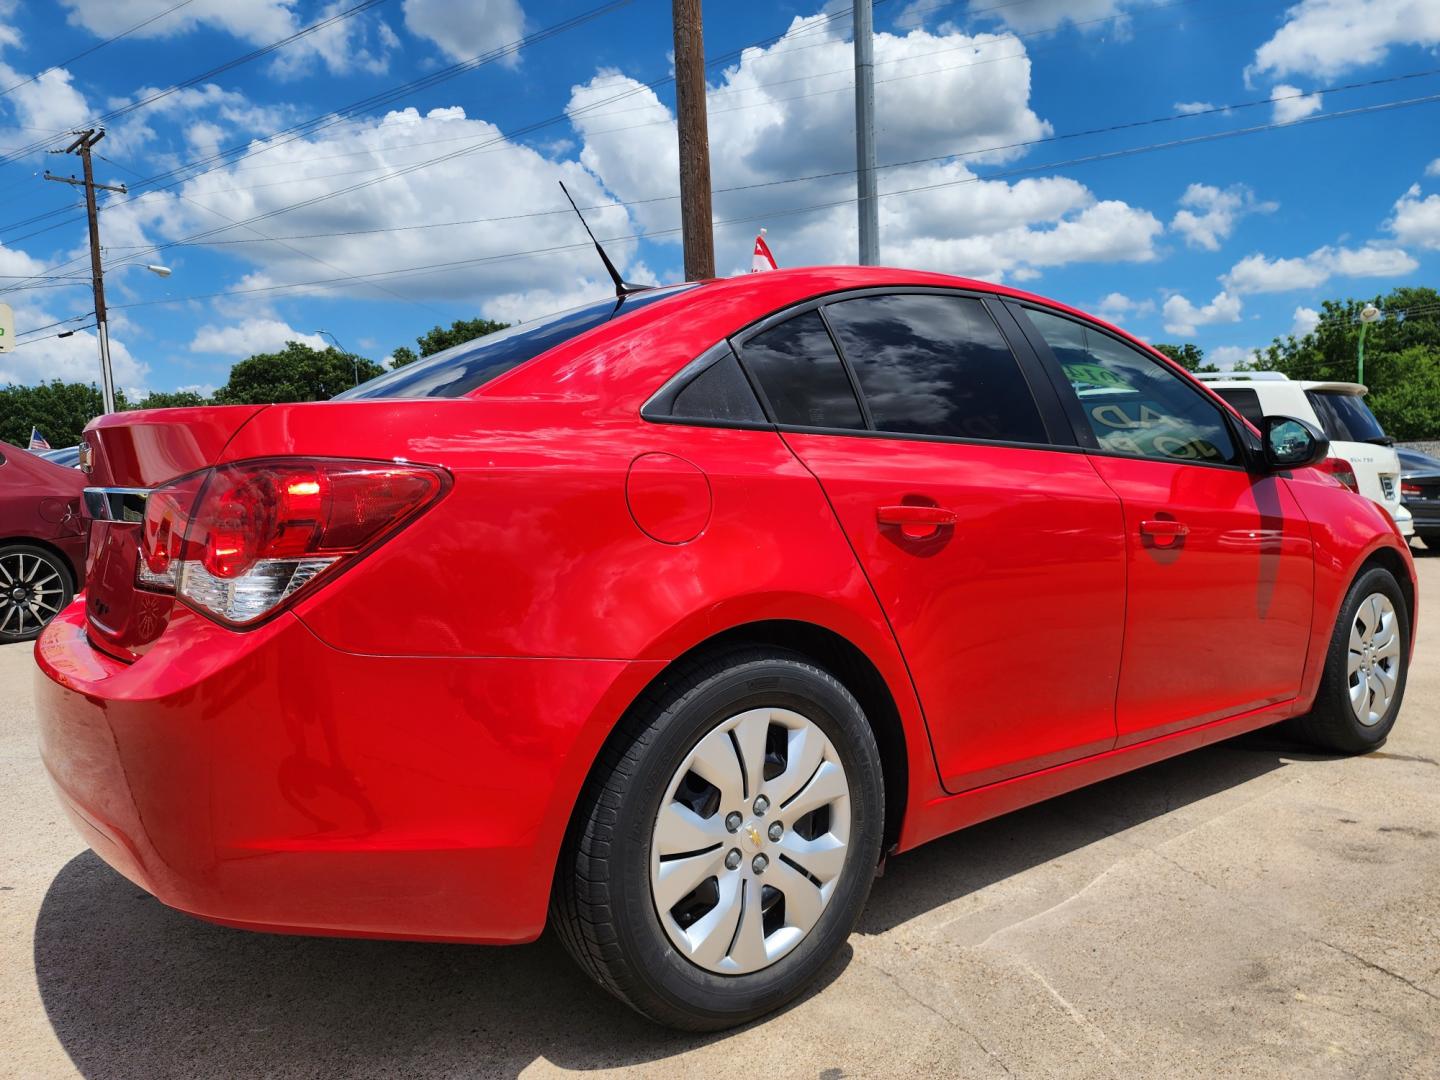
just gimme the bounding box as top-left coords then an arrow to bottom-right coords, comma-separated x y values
733,290 -> 1126,793
1012,304 -> 1314,744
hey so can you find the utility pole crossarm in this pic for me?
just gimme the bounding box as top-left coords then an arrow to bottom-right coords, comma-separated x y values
43,172 -> 127,195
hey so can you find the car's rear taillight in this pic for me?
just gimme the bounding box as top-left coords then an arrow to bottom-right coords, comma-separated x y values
136,458 -> 446,626
1401,481 -> 1422,498
1316,456 -> 1360,494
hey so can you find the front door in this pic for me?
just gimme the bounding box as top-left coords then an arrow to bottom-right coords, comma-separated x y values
734,291 -> 1127,793
1015,305 -> 1314,744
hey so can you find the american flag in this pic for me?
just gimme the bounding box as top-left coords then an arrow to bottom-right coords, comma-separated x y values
27,427 -> 50,451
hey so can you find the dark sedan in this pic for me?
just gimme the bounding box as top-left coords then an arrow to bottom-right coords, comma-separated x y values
0,440 -> 87,642
1399,447 -> 1440,550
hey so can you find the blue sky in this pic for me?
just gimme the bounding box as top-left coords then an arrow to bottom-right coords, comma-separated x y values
0,0 -> 1436,395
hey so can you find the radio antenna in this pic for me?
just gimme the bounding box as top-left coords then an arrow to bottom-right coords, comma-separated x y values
558,181 -> 651,299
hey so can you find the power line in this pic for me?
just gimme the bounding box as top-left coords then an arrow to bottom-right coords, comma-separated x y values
0,0 -> 393,168
50,66 -> 1439,280
0,0 -> 197,100
98,90 -> 1440,314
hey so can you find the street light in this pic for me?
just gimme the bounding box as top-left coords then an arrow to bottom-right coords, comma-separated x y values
314,328 -> 359,386
145,264 -> 172,278
1357,303 -> 1380,385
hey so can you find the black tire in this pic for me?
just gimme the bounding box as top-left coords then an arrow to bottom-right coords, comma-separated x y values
1290,566 -> 1410,754
551,649 -> 885,1030
0,543 -> 75,644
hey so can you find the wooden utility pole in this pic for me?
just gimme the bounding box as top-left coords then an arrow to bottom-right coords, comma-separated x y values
45,129 -> 126,414
672,0 -> 715,280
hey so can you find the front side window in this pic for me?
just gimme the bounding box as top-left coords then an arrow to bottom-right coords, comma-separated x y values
739,310 -> 865,430
1213,387 -> 1265,428
822,293 -> 1047,443
1025,308 -> 1240,466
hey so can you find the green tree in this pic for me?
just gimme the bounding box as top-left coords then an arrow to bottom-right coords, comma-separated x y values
134,389 -> 210,410
213,342 -> 385,405
1153,342 -> 1219,373
391,316 -> 509,368
1251,286 -> 1440,439
0,380 -> 122,448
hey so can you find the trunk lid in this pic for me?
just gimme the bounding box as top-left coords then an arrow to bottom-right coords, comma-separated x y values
82,405 -> 266,659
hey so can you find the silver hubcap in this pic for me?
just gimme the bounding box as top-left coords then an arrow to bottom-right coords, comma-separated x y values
0,552 -> 64,638
649,707 -> 851,975
1347,592 -> 1400,727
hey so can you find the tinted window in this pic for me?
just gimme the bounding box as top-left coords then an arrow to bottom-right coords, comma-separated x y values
1025,308 -> 1240,466
823,293 -> 1046,443
1306,390 -> 1387,443
1214,387 -> 1265,427
740,310 -> 864,429
669,349 -> 766,423
338,286 -> 694,400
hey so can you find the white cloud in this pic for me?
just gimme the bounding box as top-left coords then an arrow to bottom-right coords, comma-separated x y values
1270,83 -> 1322,123
1170,183 -> 1276,251
1291,305 -> 1320,337
1426,158 -> 1440,177
1389,183 -> 1440,250
1224,244 -> 1417,293
1096,291 -> 1155,322
567,17 -> 1161,281
1173,101 -> 1215,115
1250,0 -> 1440,80
0,239 -> 147,388
56,0 -> 396,77
964,0 -> 1152,34
1162,290 -> 1243,335
403,0 -> 527,65
189,318 -> 328,357
1208,344 -> 1260,370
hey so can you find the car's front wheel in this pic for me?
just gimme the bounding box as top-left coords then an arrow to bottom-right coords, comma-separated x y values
552,649 -> 884,1030
1291,565 -> 1410,753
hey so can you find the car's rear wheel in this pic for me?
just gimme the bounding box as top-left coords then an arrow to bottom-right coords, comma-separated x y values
0,544 -> 74,644
1290,566 -> 1409,753
552,649 -> 884,1030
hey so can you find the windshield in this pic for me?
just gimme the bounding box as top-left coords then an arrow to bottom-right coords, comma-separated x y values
337,286 -> 694,401
1305,390 -> 1387,443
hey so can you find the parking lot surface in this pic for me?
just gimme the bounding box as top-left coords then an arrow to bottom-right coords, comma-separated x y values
2,557 -> 1438,1079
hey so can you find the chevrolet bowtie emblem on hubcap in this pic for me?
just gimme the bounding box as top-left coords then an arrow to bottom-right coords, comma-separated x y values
744,824 -> 764,850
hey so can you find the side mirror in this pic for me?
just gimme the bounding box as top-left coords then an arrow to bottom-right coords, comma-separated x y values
1262,415 -> 1329,471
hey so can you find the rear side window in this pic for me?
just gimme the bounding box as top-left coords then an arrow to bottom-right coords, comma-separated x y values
822,293 -> 1046,443
1306,390 -> 1387,443
1213,387 -> 1265,427
338,286 -> 693,400
669,348 -> 766,423
740,310 -> 865,429
1025,307 -> 1240,466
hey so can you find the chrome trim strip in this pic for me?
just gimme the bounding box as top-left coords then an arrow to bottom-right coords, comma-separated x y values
82,486 -> 151,523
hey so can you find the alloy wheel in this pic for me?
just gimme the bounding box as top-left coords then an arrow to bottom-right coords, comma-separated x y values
1347,592 -> 1400,727
649,707 -> 852,975
0,550 -> 66,640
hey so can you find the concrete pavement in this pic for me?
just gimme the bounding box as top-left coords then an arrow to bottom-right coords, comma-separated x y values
2,557 -> 1438,1078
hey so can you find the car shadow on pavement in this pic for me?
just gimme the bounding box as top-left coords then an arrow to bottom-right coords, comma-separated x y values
861,728 -> 1338,935
33,729 -> 1335,1078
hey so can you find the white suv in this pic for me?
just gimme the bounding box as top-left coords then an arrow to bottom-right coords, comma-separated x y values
1197,372 -> 1413,536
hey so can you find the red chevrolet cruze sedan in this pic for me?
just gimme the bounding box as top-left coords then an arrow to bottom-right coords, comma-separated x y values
35,267 -> 1415,1029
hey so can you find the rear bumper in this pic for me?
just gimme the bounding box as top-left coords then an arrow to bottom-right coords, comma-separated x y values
35,604 -> 660,943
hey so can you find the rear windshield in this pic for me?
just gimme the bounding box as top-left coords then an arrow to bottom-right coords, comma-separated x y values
338,285 -> 694,400
1305,389 -> 1387,443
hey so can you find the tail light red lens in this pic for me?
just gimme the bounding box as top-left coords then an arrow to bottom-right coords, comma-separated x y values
1401,481 -> 1422,498
1316,456 -> 1360,494
136,458 -> 446,626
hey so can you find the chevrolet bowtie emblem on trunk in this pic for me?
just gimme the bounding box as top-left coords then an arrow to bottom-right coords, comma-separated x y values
744,824 -> 764,850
